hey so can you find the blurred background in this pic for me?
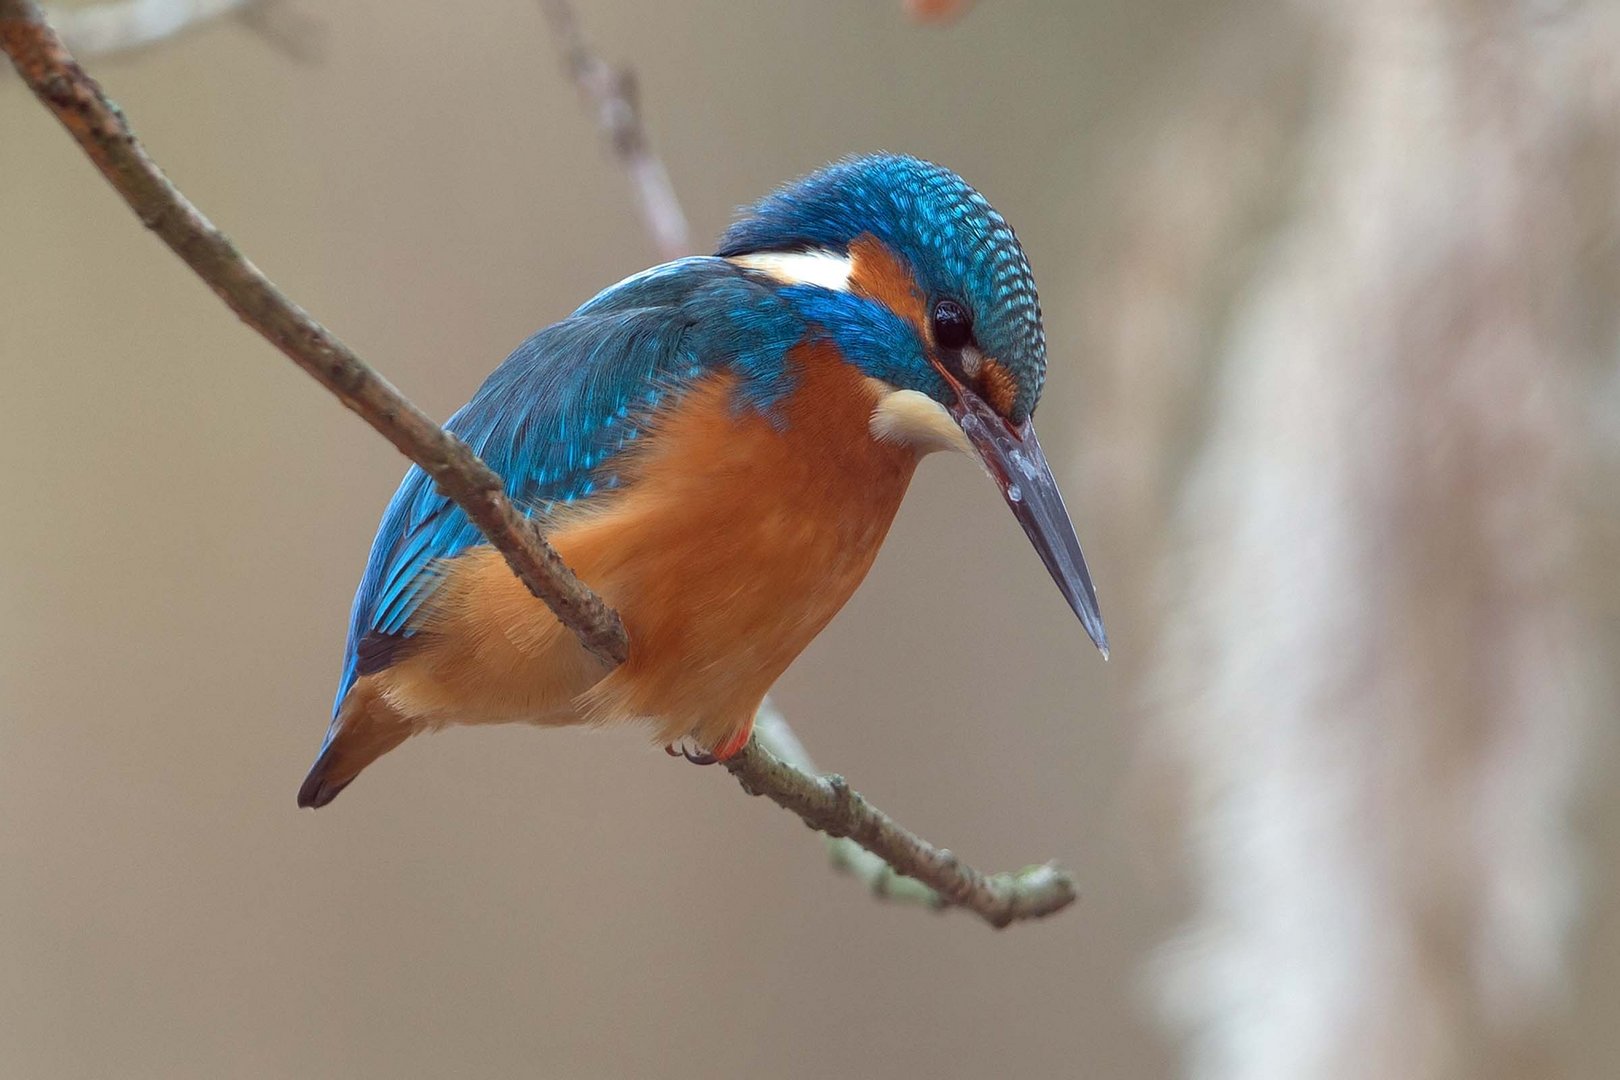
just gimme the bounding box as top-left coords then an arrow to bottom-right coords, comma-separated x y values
2,0 -> 1617,1076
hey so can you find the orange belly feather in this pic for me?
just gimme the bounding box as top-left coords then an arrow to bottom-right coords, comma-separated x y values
368,342 -> 918,752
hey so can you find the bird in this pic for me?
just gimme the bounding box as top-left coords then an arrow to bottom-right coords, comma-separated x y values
297,154 -> 1107,808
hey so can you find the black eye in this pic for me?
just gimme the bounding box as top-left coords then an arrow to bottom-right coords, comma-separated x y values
931,299 -> 973,351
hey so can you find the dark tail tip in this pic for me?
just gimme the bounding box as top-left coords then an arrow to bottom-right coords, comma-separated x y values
296,751 -> 353,809
296,757 -> 353,809
299,681 -> 413,809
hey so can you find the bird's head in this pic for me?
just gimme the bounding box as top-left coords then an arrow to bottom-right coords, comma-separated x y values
719,154 -> 1107,656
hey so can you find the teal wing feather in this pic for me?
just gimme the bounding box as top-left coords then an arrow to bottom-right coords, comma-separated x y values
331,257 -> 807,714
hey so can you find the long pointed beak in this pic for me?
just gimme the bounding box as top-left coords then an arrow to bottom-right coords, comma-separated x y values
949,384 -> 1109,659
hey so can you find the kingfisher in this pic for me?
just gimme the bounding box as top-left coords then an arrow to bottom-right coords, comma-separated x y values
298,154 -> 1107,808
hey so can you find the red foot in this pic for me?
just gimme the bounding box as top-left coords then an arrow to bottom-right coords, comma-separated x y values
711,720 -> 754,762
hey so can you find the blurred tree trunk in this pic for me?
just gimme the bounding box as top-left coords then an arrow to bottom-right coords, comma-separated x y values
1091,2 -> 1620,1077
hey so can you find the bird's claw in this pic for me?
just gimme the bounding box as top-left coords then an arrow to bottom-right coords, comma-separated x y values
663,738 -> 718,765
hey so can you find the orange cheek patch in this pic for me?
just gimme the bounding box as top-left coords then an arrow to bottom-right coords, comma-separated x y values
978,358 -> 1020,418
848,234 -> 927,332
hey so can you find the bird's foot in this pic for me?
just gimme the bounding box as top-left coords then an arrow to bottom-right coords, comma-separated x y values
664,738 -> 718,765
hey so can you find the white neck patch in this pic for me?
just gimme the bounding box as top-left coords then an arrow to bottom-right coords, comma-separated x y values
729,249 -> 853,292
867,384 -> 978,460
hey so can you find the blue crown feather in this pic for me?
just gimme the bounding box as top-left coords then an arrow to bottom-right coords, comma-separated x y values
718,154 -> 1047,421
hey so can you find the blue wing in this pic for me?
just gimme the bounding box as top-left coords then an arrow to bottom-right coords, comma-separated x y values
333,257 -> 807,714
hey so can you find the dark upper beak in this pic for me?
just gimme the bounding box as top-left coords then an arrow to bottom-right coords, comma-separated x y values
948,381 -> 1109,658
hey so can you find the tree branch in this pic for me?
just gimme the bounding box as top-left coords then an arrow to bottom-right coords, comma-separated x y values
533,0 -> 690,262
0,0 -> 1077,928
0,0 -> 628,668
731,706 -> 1075,927
751,702 -> 947,909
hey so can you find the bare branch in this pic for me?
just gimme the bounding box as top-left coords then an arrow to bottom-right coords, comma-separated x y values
751,703 -> 946,909
728,716 -> 1075,927
0,0 -> 1076,928
534,0 -> 690,261
0,0 -> 629,668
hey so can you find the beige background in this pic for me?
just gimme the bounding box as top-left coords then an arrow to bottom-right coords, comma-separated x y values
2,2 -> 1615,1078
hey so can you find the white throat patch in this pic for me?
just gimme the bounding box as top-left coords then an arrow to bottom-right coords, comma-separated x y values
729,249 -> 853,292
867,384 -> 977,459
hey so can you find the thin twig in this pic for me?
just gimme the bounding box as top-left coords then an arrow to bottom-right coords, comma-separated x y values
728,717 -> 1075,927
751,702 -> 946,909
0,1 -> 628,668
0,0 -> 1077,927
533,0 -> 690,261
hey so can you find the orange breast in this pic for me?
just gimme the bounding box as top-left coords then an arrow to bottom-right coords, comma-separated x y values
575,342 -> 918,746
386,342 -> 918,751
